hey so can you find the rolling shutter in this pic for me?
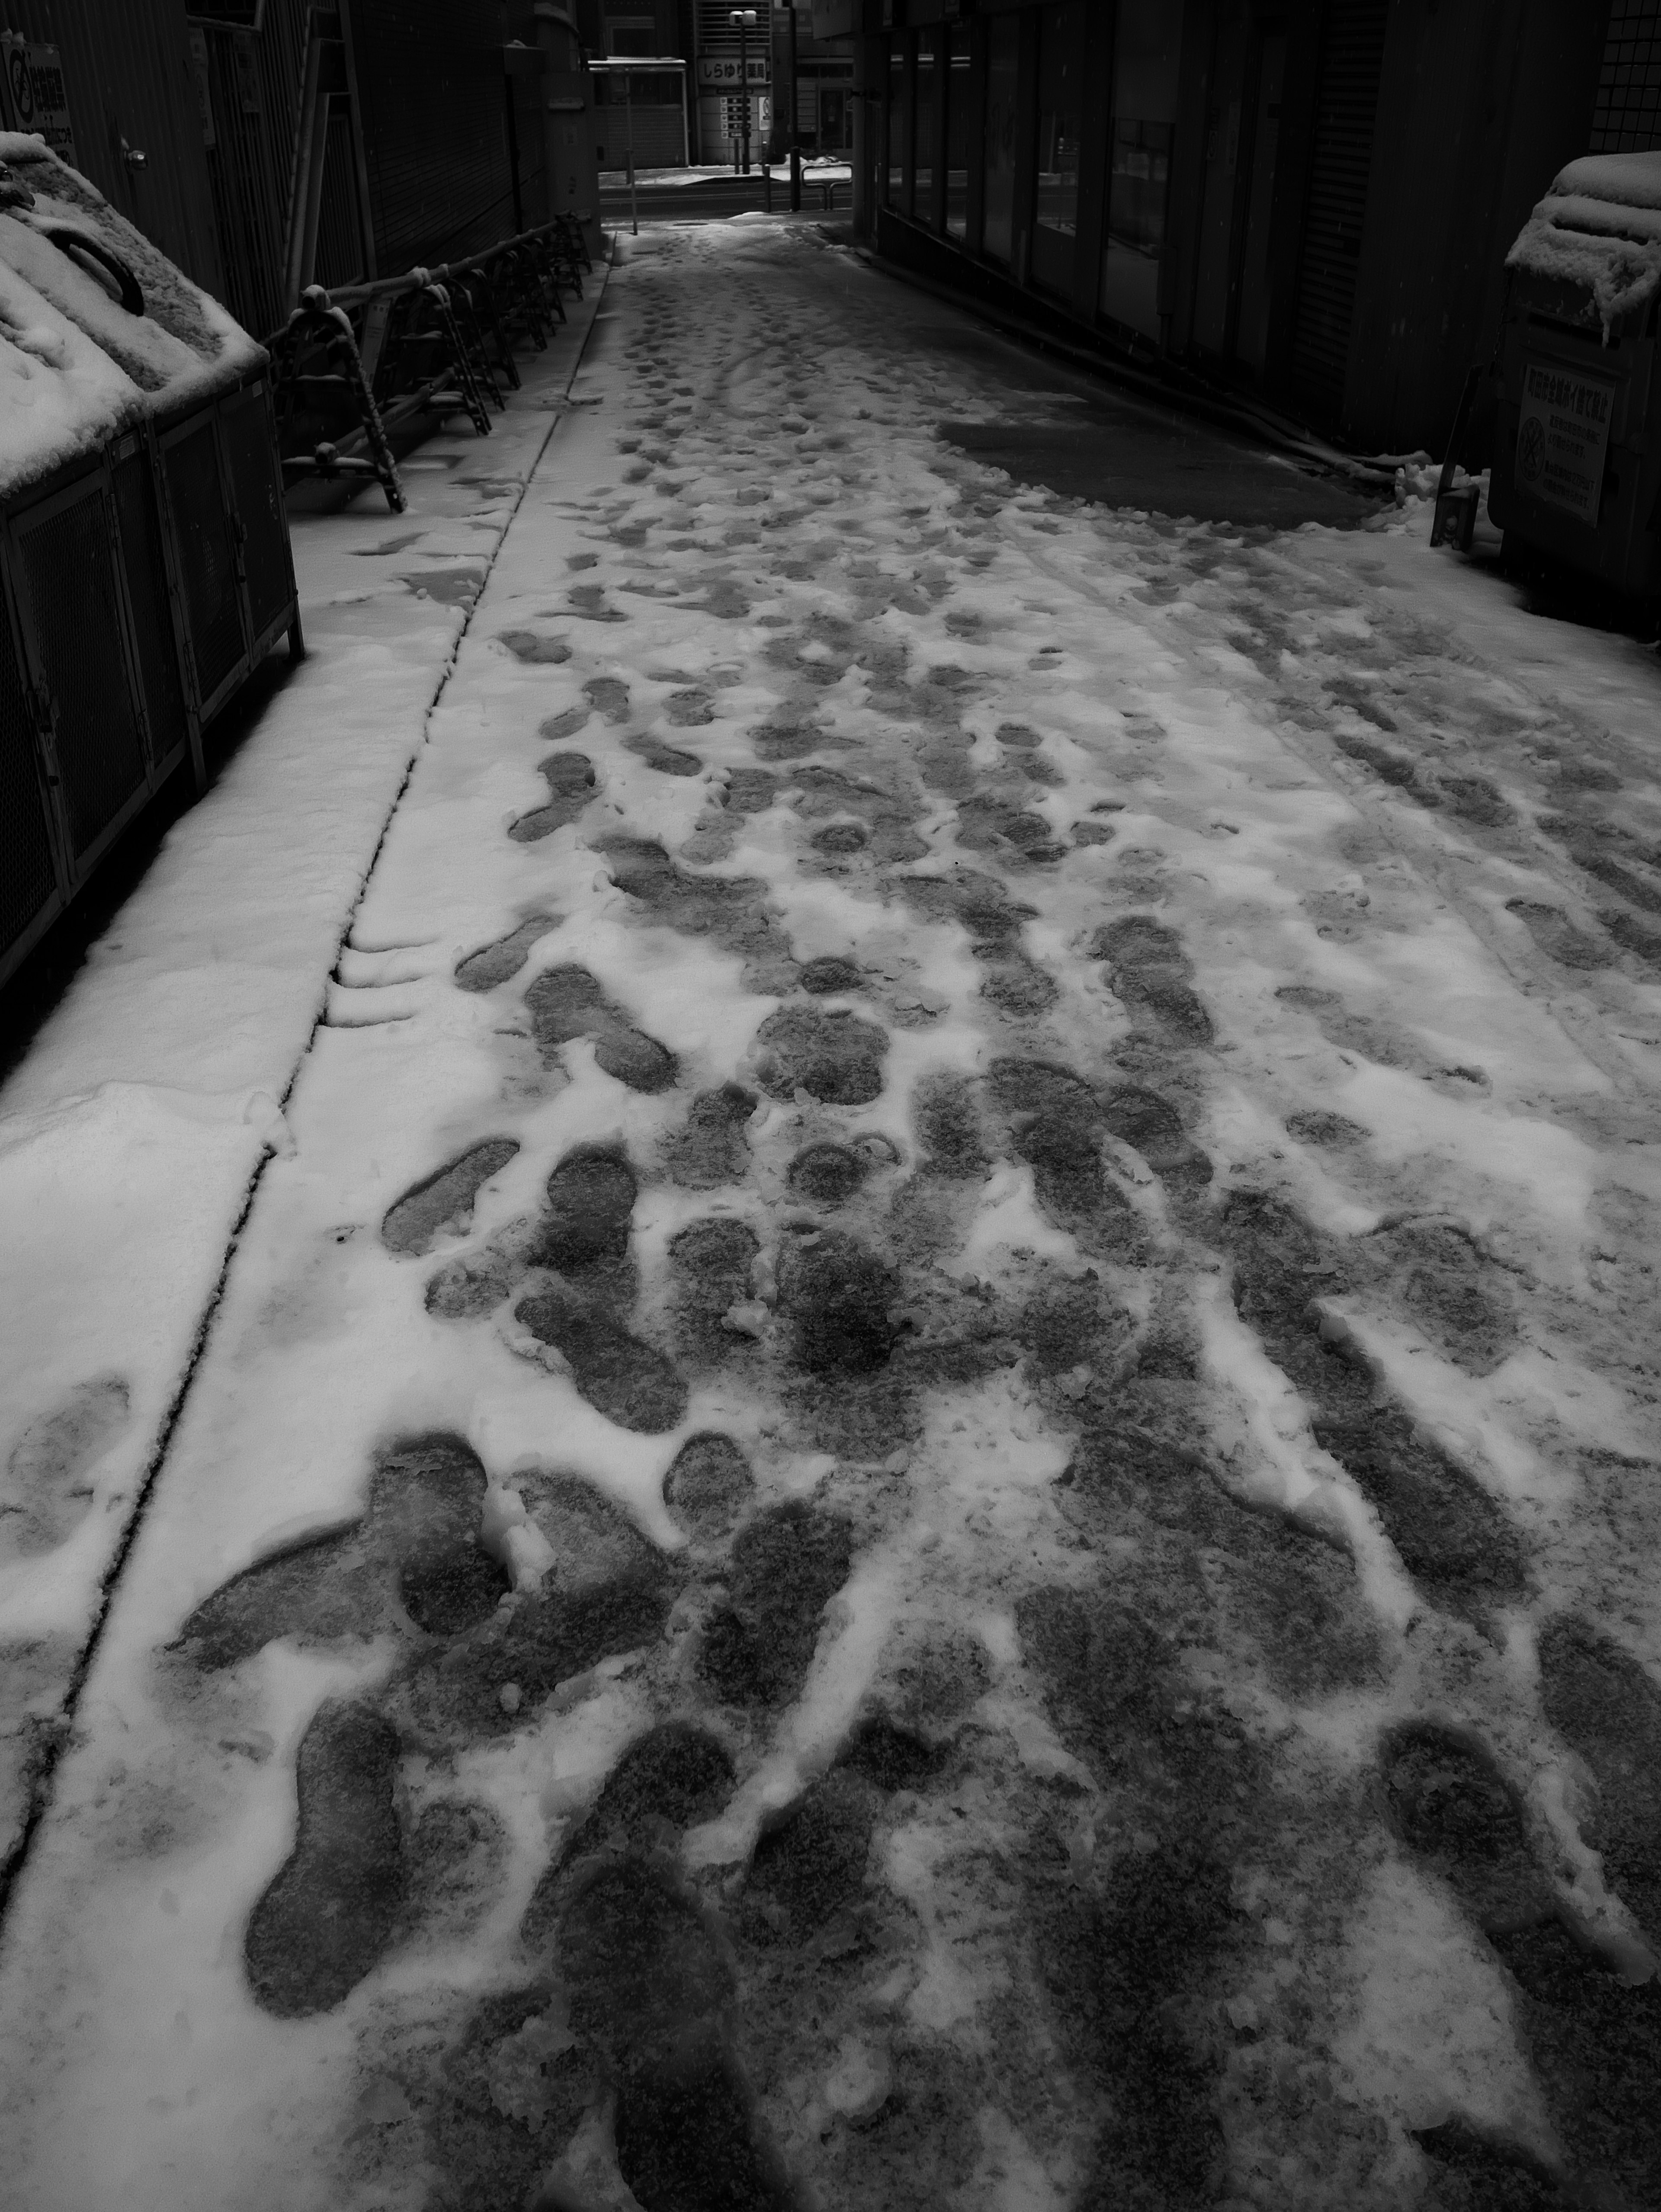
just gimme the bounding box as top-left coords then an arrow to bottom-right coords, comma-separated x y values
348,0 -> 516,270
1289,0 -> 1389,423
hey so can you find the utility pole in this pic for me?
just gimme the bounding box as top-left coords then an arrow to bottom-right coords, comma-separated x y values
788,0 -> 801,211
625,64 -> 637,236
731,9 -> 757,177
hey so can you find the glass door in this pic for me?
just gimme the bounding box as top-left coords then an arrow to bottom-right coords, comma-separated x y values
1032,3 -> 1085,295
983,13 -> 1020,266
887,37 -> 908,204
945,23 -> 972,239
1233,27 -> 1287,373
1100,0 -> 1184,340
914,30 -> 937,223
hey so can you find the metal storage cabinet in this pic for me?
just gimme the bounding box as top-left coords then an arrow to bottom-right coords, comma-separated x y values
0,564 -> 61,975
1488,270 -> 1661,600
0,136 -> 299,995
1489,154 -> 1661,603
159,378 -> 299,728
161,410 -> 249,723
110,428 -> 193,784
221,381 -> 300,651
0,385 -> 300,992
10,464 -> 152,875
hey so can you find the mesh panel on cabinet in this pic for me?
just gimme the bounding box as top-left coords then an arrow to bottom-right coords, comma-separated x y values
0,591 -> 58,962
164,420 -> 246,709
221,391 -> 292,644
112,445 -> 190,774
16,490 -> 148,864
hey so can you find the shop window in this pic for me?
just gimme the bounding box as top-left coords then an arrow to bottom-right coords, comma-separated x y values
1033,2 -> 1085,294
983,13 -> 1020,266
914,32 -> 937,224
1101,0 -> 1184,341
945,23 -> 972,240
887,38 -> 908,205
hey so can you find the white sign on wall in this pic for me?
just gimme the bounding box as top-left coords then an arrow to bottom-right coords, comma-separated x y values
697,55 -> 770,88
0,36 -> 77,166
1515,359 -> 1615,525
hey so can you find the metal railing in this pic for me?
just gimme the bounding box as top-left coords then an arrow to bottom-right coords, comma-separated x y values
267,213 -> 593,513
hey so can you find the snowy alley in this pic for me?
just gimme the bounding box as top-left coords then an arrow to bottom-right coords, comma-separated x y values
3,217 -> 1661,2212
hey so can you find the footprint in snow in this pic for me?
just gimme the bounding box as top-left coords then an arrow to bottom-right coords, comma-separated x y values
454,912 -> 557,992
626,737 -> 703,778
524,964 -> 678,1093
180,1436 -> 689,2017
662,1083 -> 757,1190
496,631 -> 571,665
509,750 -> 596,843
584,676 -> 631,723
1382,1717 -> 1661,2199
753,1006 -> 888,1106
515,1289 -> 689,1434
381,1139 -> 519,1256
1,1374 -> 130,1557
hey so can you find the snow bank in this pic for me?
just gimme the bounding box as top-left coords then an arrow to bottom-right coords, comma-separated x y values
1506,149 -> 1661,336
0,134 -> 261,500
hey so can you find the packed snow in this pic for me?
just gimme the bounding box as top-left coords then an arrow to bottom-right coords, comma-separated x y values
0,135 -> 261,496
0,284 -> 606,1868
0,219 -> 1658,2212
1506,150 -> 1661,335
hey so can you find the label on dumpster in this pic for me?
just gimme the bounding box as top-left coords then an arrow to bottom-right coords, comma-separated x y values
1516,359 -> 1615,523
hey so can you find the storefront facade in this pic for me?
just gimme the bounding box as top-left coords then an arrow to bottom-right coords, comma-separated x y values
852,0 -> 1621,456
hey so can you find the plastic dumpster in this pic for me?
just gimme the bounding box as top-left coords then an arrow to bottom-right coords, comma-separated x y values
0,131 -> 300,993
1489,151 -> 1661,601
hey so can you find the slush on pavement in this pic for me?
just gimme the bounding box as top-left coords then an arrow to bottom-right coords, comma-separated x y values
2,220 -> 1660,2212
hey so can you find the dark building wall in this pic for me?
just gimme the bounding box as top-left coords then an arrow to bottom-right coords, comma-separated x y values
345,0 -> 518,270
0,0 -> 225,297
1344,0 -> 1607,455
0,0 -> 538,340
861,0 -> 1617,458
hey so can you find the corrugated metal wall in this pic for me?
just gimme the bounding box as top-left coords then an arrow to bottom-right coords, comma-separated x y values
0,0 -> 225,296
1288,0 -> 1389,423
346,0 -> 517,269
3,3 -> 558,337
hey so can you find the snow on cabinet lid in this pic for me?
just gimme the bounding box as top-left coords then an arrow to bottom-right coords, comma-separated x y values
1507,150 -> 1661,339
0,132 -> 263,503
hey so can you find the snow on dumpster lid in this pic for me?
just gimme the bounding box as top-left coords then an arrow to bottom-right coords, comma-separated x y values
0,131 -> 263,503
1507,150 -> 1661,339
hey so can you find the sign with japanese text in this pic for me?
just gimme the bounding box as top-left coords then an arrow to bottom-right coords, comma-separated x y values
0,36 -> 77,167
697,56 -> 770,89
1516,359 -> 1615,525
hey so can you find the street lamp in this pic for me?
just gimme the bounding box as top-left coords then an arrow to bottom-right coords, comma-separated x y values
730,9 -> 757,177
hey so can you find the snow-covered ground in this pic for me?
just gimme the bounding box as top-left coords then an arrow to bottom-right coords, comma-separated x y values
0,275 -> 608,1869
1,219 -> 1659,2212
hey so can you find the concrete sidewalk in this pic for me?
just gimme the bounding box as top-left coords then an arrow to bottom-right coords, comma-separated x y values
2,218 -> 1659,2212
0,260 -> 611,1879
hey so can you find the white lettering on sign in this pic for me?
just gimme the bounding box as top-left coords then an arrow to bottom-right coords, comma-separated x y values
1515,358 -> 1616,526
0,35 -> 77,166
696,57 -> 771,88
